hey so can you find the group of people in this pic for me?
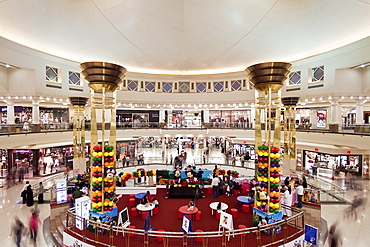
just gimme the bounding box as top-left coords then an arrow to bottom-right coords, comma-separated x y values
11,207 -> 41,247
21,181 -> 45,207
140,191 -> 159,208
280,176 -> 307,216
211,173 -> 241,199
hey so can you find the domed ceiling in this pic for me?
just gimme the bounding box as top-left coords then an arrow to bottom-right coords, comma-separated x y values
0,0 -> 370,75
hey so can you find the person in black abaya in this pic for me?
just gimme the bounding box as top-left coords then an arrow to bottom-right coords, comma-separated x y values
26,185 -> 34,207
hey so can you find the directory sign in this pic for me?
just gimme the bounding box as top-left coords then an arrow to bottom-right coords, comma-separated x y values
305,224 -> 318,245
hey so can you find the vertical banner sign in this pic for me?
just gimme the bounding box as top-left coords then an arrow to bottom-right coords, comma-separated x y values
305,224 -> 318,245
75,196 -> 91,230
316,110 -> 327,128
55,179 -> 67,204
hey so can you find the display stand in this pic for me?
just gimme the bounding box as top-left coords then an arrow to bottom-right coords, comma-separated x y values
181,215 -> 192,233
75,196 -> 90,230
218,211 -> 234,241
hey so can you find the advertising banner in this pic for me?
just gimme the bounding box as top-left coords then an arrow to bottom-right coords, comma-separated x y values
316,110 -> 327,128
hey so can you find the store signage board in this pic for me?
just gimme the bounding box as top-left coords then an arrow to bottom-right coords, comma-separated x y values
75,196 -> 90,230
304,224 -> 318,245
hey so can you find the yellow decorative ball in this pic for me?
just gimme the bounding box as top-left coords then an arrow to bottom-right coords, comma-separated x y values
109,202 -> 113,206
263,178 -> 268,183
98,177 -> 102,182
98,152 -> 102,157
93,152 -> 98,157
104,202 -> 109,206
109,152 -> 114,156
97,202 -> 102,207
92,203 -> 97,208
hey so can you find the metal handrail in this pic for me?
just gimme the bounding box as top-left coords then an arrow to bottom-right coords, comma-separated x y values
63,205 -> 304,247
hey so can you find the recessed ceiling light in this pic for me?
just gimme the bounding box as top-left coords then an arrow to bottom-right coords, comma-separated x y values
5,64 -> 10,68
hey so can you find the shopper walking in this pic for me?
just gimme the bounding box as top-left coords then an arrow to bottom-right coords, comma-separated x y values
10,216 -> 25,247
296,183 -> 304,208
38,182 -> 45,203
212,175 -> 220,199
29,211 -> 41,244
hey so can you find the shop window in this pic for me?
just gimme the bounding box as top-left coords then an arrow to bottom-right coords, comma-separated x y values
243,79 -> 246,87
141,81 -> 144,88
196,82 -> 206,93
68,71 -> 81,86
162,82 -> 173,93
46,66 -> 59,82
231,80 -> 242,91
191,83 -> 194,90
145,81 -> 155,92
122,80 -> 126,87
127,80 -> 138,91
158,82 -> 161,90
174,83 -> 177,90
311,66 -> 324,82
208,82 -> 211,90
213,81 -> 224,92
289,71 -> 301,86
249,82 -> 254,90
225,81 -> 228,88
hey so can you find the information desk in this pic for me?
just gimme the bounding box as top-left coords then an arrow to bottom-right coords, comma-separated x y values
168,185 -> 199,198
136,203 -> 155,216
178,205 -> 198,220
209,202 -> 228,215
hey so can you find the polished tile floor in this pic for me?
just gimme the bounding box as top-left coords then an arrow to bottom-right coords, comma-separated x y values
0,147 -> 367,246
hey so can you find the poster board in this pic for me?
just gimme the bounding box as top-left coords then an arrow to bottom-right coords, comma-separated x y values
181,215 -> 192,233
219,211 -> 233,231
75,196 -> 90,230
118,207 -> 130,228
55,179 -> 67,204
316,110 -> 327,128
63,231 -> 95,247
304,224 -> 318,245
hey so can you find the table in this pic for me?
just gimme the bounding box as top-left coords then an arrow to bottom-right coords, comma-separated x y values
236,196 -> 254,204
136,203 -> 155,216
135,192 -> 146,199
209,202 -> 228,215
178,205 -> 199,220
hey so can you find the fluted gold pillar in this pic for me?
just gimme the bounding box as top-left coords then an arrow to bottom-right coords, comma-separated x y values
69,97 -> 88,173
81,62 -> 126,214
282,97 -> 300,175
246,62 -> 291,217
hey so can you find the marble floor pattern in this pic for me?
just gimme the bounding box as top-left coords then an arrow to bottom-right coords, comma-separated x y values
0,146 -> 367,246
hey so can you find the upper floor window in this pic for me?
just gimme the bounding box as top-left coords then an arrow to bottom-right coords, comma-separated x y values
46,66 -> 59,82
69,71 -> 81,86
231,80 -> 242,91
179,82 -> 190,93
145,81 -> 155,92
127,80 -> 138,91
289,71 -> 301,86
196,82 -> 206,93
311,66 -> 324,82
213,81 -> 224,92
162,82 -> 173,93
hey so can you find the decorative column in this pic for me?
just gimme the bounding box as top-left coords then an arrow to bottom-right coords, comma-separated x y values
6,100 -> 14,124
32,100 -> 40,124
282,97 -> 300,176
329,97 -> 340,132
69,97 -> 88,174
81,62 -> 126,221
356,99 -> 364,124
159,107 -> 165,123
246,62 -> 291,224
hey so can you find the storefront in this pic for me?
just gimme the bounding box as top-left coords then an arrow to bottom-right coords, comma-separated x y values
7,149 -> 38,177
0,106 -> 32,124
116,110 -> 159,127
169,110 -> 202,128
303,150 -> 362,177
209,110 -> 251,127
39,107 -> 69,127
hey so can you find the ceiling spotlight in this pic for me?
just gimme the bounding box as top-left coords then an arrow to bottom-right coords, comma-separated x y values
312,98 -> 315,101
210,104 -> 213,107
305,99 -> 308,102
328,96 -> 332,100
360,64 -> 365,68
341,96 -> 344,99
7,96 -> 11,99
350,96 -> 353,99
319,97 -> 323,101
46,97 -> 50,101
359,96 -> 362,99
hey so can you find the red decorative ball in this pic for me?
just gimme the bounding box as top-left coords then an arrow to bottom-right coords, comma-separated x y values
110,157 -> 114,162
92,172 -> 97,177
98,172 -> 102,177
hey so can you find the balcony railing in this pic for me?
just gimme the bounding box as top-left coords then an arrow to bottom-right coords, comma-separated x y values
1,122 -> 370,136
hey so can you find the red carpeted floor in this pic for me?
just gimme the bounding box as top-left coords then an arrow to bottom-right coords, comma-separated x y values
66,188 -> 304,247
116,188 -> 253,232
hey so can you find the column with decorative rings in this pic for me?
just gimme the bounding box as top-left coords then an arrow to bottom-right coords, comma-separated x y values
246,62 -> 292,226
81,62 -> 126,222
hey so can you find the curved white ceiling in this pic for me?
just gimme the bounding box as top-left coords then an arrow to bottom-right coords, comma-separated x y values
0,0 -> 370,75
